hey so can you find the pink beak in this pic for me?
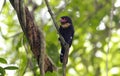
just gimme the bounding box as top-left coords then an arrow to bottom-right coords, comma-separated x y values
60,18 -> 67,22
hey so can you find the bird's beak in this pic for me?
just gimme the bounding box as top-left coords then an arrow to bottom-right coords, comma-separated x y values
60,18 -> 66,23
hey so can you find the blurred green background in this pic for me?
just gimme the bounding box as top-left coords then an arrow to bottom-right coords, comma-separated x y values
0,0 -> 120,76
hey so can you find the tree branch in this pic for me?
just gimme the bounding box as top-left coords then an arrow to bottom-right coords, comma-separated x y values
9,0 -> 56,76
44,0 -> 69,76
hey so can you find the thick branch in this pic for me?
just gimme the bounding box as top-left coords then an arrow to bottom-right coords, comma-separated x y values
9,0 -> 56,75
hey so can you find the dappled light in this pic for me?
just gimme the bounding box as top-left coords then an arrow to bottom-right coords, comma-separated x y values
0,0 -> 120,76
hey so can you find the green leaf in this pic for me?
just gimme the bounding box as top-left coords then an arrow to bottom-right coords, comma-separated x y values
4,66 -> 18,70
45,71 -> 58,76
0,58 -> 7,64
0,66 -> 5,76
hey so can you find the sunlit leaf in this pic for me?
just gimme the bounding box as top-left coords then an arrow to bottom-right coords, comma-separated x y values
0,66 -> 5,76
0,58 -> 7,64
4,66 -> 18,70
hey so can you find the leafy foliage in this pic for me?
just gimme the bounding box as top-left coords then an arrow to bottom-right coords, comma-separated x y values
0,58 -> 7,64
0,66 -> 5,76
0,58 -> 18,76
0,0 -> 120,76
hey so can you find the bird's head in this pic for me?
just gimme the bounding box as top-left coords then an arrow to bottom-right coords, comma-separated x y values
60,16 -> 72,25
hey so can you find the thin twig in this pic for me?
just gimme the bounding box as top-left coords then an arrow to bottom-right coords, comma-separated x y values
23,37 -> 37,76
44,0 -> 66,45
44,0 -> 69,76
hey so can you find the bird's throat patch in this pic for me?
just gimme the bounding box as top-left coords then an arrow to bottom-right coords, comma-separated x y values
61,23 -> 70,28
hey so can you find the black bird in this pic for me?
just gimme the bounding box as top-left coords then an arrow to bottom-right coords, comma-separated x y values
59,16 -> 74,63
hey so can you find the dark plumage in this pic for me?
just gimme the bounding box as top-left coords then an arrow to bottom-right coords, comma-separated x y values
59,16 -> 74,63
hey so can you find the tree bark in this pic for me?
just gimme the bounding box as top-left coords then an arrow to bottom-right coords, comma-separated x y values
9,0 -> 56,75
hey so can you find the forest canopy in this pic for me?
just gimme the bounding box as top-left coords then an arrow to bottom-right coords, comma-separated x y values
0,0 -> 120,76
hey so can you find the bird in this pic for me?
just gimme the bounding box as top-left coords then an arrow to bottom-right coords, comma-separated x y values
59,16 -> 74,63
